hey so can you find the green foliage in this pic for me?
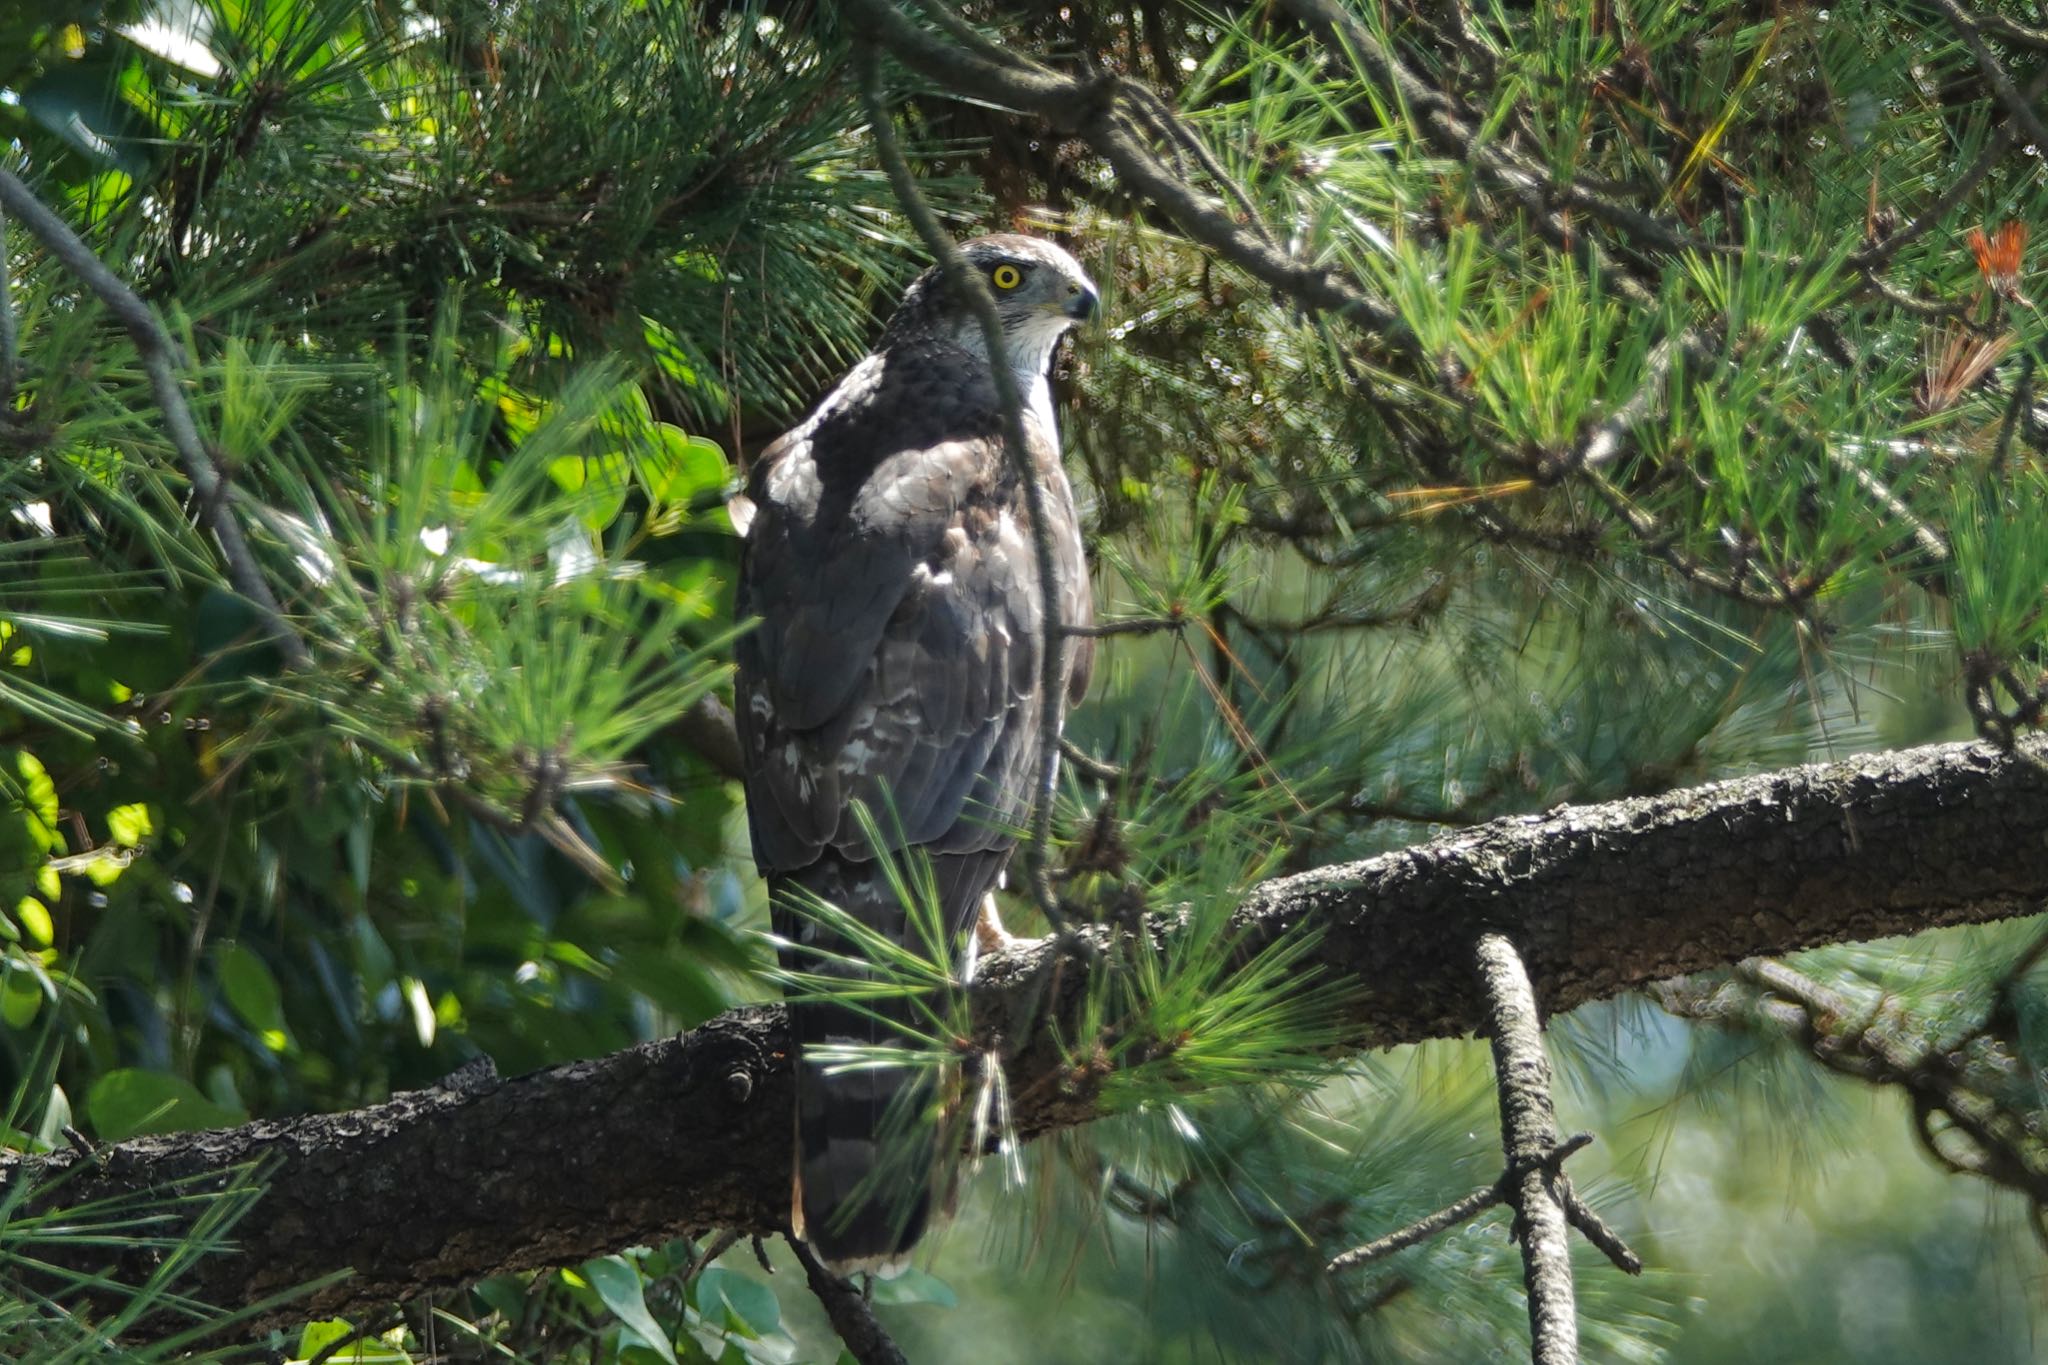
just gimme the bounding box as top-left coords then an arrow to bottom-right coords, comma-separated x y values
0,0 -> 955,1126
0,1085 -> 312,1360
3,0 -> 2048,1360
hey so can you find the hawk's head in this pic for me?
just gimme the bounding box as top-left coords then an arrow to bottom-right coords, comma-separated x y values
880,234 -> 1099,375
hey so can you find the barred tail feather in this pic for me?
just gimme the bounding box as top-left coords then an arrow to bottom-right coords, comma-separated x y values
773,848 -> 1006,1272
790,1000 -> 937,1270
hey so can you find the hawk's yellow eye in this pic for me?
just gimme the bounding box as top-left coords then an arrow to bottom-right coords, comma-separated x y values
991,264 -> 1023,290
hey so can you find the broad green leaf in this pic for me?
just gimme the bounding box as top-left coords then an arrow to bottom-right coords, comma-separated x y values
696,1266 -> 780,1336
471,1274 -> 526,1323
13,750 -> 60,854
583,1254 -> 677,1365
640,427 -> 728,506
865,1267 -> 956,1308
87,1068 -> 244,1140
219,943 -> 291,1048
15,897 -> 52,947
548,454 -> 632,531
297,1321 -> 355,1359
1,967 -> 42,1029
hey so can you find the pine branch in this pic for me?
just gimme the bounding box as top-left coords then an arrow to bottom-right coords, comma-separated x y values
0,169 -> 309,670
1933,0 -> 2048,156
1659,953 -> 2048,1226
1475,933 -> 1578,1365
1568,336 -> 1694,474
852,0 -> 1944,624
1847,65 -> 2048,274
10,735 -> 2048,1336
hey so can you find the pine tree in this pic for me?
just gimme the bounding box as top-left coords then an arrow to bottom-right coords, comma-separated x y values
2,1 -> 2047,1361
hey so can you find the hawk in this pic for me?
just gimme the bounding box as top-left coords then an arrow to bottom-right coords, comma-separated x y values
734,235 -> 1099,1268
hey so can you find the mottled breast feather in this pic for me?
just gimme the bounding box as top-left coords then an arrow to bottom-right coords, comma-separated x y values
736,336 -> 1091,872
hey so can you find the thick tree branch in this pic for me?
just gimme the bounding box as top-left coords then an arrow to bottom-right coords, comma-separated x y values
12,736 -> 2048,1335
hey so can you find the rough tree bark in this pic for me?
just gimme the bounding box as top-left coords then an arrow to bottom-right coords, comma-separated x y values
8,735 -> 2048,1335
1476,934 -> 1578,1365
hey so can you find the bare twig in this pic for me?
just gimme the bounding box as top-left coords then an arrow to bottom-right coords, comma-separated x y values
1064,614 -> 1189,638
854,40 -> 1071,929
0,168 -> 309,669
684,1228 -> 744,1281
1475,932 -> 1578,1365
1559,1184 -> 1642,1276
1326,1181 -> 1503,1274
788,1236 -> 909,1365
1326,1131 -> 1638,1278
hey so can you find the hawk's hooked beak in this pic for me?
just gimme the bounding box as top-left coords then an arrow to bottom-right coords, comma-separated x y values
1063,284 -> 1100,323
